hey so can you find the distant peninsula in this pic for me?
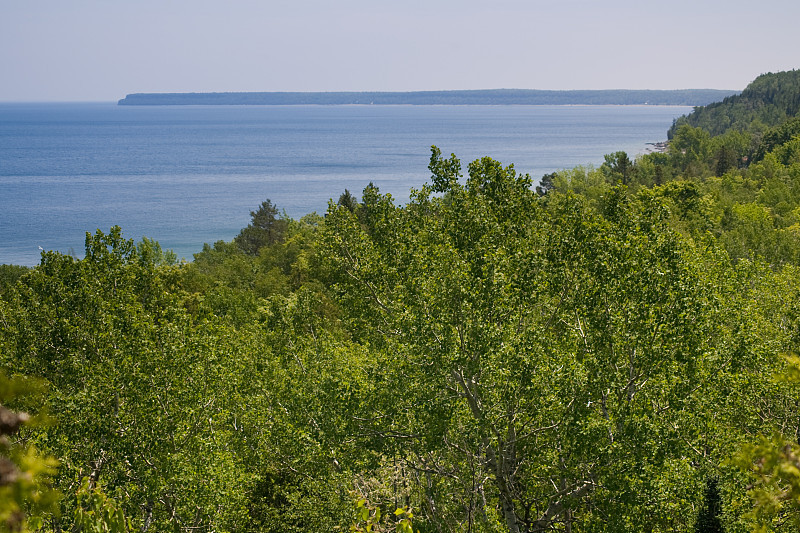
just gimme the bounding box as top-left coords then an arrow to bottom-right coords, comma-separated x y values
118,89 -> 737,106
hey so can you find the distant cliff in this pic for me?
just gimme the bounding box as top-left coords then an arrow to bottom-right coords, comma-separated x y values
118,89 -> 737,106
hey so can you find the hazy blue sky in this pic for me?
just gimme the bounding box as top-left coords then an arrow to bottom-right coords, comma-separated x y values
2,0 -> 799,101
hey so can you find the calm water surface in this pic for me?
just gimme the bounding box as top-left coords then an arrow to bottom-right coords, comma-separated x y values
0,103 -> 689,265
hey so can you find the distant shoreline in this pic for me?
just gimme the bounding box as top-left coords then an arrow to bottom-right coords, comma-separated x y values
118,89 -> 737,107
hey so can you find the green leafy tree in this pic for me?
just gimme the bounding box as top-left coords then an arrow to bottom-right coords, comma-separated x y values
670,124 -> 712,176
2,228 -> 255,531
731,354 -> 800,532
321,147 -> 743,532
551,165 -> 609,203
0,265 -> 30,300
72,479 -> 133,533
0,373 -> 59,533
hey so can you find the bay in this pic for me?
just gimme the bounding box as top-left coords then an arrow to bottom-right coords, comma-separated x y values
0,103 -> 689,265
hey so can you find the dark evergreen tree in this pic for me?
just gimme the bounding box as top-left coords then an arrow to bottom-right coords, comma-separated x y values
337,189 -> 359,212
603,151 -> 634,185
536,172 -> 556,196
234,199 -> 288,255
654,164 -> 664,186
695,477 -> 724,533
715,145 -> 737,176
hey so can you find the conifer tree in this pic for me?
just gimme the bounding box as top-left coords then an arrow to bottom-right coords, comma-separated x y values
694,477 -> 724,533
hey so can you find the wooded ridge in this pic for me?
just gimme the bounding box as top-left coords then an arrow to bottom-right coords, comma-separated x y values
118,88 -> 737,106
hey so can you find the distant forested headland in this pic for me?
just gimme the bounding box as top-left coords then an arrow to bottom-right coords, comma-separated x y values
118,88 -> 736,106
10,70 -> 800,532
669,70 -> 800,136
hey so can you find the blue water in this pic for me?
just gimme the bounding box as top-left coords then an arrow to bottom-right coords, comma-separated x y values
0,103 -> 689,265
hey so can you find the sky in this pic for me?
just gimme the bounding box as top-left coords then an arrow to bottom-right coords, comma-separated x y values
2,0 -> 799,102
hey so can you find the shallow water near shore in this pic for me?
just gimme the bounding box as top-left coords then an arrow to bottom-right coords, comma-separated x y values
0,103 -> 689,265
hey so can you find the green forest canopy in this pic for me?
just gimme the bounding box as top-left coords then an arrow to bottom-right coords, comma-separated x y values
4,70 -> 800,533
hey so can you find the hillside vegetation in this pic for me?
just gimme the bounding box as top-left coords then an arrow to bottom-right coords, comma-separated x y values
669,69 -> 800,137
4,70 -> 800,533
